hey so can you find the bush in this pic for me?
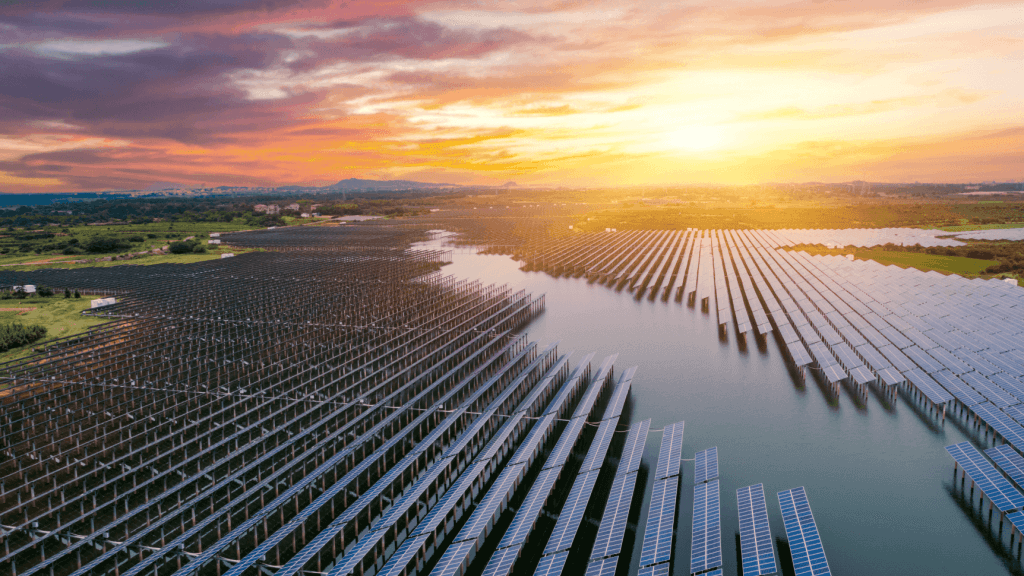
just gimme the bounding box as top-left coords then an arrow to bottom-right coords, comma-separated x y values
64,288 -> 71,298
37,285 -> 54,297
169,240 -> 197,254
967,249 -> 995,260
192,244 -> 207,254
0,322 -> 47,352
127,235 -> 145,243
74,290 -> 81,298
146,233 -> 159,238
84,236 -> 131,253
62,246 -> 83,255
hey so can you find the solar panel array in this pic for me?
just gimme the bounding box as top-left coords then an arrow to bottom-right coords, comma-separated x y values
778,487 -> 831,576
587,419 -> 651,574
638,420 -> 685,574
501,225 -> 1024,436
534,369 -> 635,574
480,358 -> 617,576
945,442 -> 1024,512
737,484 -> 777,576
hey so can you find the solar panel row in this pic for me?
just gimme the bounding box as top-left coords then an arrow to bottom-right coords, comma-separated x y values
945,441 -> 1024,512
691,479 -> 723,574
737,483 -> 777,576
778,487 -> 831,576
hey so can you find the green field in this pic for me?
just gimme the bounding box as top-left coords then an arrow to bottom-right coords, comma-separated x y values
0,294 -> 109,363
852,249 -> 998,275
0,220 -> 261,270
932,222 -> 1024,232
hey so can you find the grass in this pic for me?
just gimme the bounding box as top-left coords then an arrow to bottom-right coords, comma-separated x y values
6,245 -> 259,271
930,222 -> 1024,232
0,294 -> 108,363
792,246 -> 999,276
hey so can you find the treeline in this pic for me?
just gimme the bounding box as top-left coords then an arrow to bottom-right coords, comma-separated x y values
0,322 -> 47,352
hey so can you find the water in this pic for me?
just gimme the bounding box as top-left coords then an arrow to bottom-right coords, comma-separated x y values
426,242 -> 1018,576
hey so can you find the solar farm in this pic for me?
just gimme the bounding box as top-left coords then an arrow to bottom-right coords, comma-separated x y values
2,212 -> 1024,575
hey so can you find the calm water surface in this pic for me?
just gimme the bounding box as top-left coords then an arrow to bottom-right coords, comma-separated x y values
424,242 -> 1015,576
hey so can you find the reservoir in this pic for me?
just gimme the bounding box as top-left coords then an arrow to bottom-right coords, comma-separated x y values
427,239 -> 1018,576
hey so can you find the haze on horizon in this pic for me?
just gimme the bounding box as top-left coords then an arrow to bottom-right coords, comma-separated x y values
0,0 -> 1021,193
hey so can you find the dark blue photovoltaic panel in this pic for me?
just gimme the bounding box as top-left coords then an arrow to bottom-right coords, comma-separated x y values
1005,404 -> 1024,426
704,569 -> 724,576
945,442 -> 1024,512
931,370 -> 985,406
778,487 -> 831,576
904,368 -> 953,405
694,447 -> 719,484
543,469 -> 601,555
655,421 -> 685,479
590,472 -> 637,560
498,468 -> 560,549
972,403 -> 1024,452
584,557 -> 618,576
1011,510 -> 1024,533
375,535 -> 430,576
581,420 -> 617,473
432,540 -> 477,576
690,479 -> 722,574
481,545 -> 521,576
534,551 -> 569,576
639,477 -> 679,567
986,444 -> 1024,490
737,484 -> 777,576
620,419 -> 651,474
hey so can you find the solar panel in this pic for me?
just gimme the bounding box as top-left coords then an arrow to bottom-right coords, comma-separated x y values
432,540 -> 477,576
971,403 -> 1024,451
945,441 -> 1024,512
639,477 -> 680,567
737,483 -> 777,576
584,557 -> 619,576
543,469 -> 601,555
931,370 -> 985,406
534,550 -> 569,576
481,545 -> 522,576
1005,404 -> 1024,426
694,447 -> 719,484
822,364 -> 847,385
690,478 -> 723,574
375,534 -> 430,576
581,420 -> 617,473
602,368 -> 635,421
778,487 -> 831,576
620,419 -> 651,474
877,367 -> 905,387
904,368 -> 953,405
848,366 -> 876,387
986,444 -> 1024,491
497,468 -> 560,549
590,472 -> 638,560
655,421 -> 685,479
787,341 -> 814,367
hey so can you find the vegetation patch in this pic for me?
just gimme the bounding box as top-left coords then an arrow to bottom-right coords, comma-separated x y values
0,322 -> 47,353
0,292 -> 107,362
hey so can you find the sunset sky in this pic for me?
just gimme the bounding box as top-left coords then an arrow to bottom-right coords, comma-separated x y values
1,0 -> 1021,192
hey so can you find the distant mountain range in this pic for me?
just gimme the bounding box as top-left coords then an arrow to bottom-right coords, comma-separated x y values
327,178 -> 461,191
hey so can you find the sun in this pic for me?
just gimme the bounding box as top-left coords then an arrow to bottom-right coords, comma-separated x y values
663,125 -> 728,153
